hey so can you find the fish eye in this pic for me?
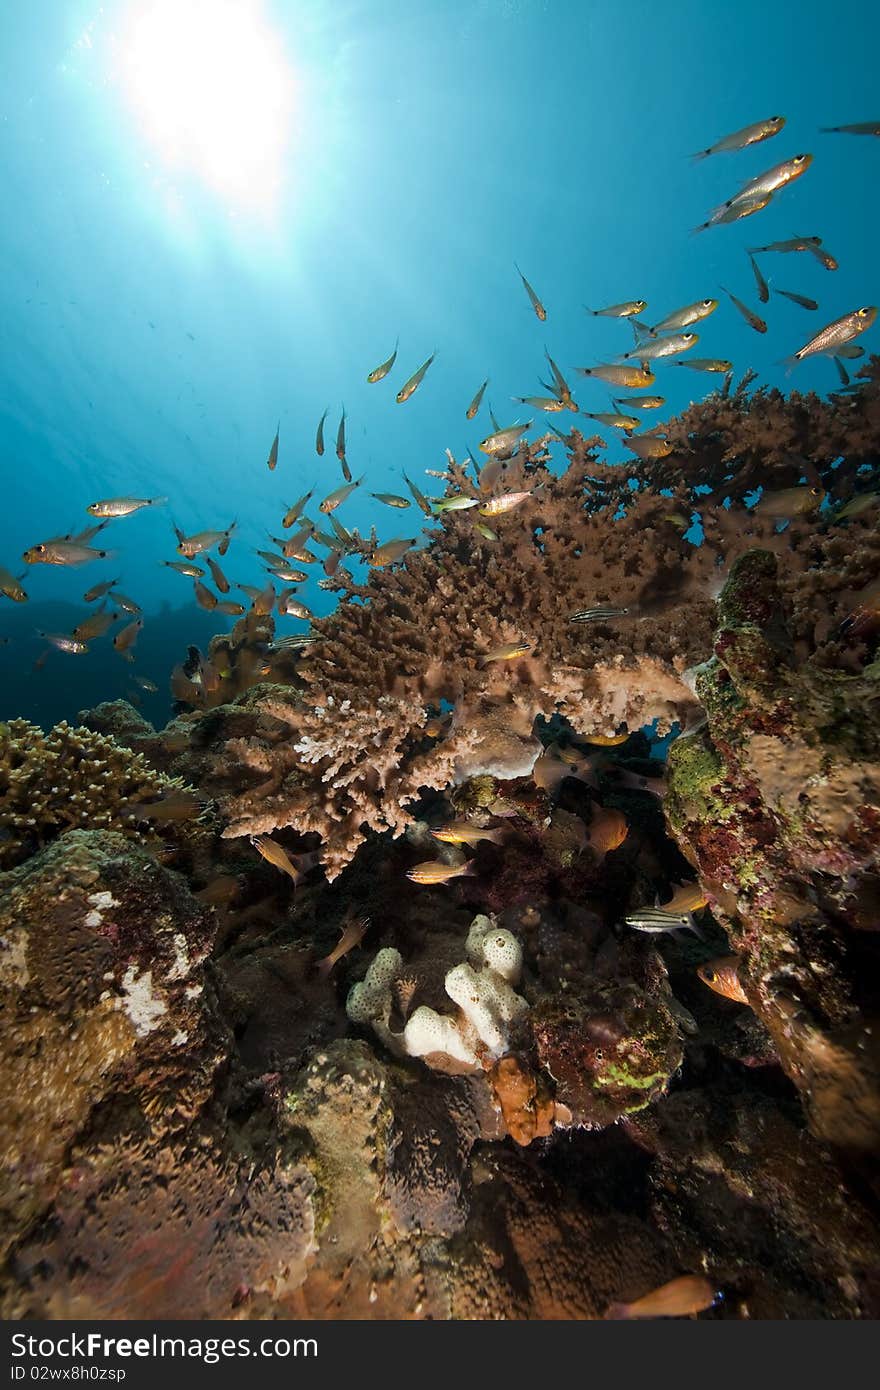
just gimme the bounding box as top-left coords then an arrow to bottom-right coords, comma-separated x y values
702,299 -> 714,308
858,307 -> 872,317
594,1048 -> 604,1061
704,969 -> 716,981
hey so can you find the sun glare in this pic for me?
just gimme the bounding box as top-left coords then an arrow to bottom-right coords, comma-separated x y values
116,0 -> 295,213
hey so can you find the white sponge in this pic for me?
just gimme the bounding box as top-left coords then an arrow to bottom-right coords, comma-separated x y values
403,1005 -> 479,1068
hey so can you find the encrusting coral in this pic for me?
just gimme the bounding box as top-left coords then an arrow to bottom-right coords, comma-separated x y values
190,362 -> 880,879
0,718 -> 195,868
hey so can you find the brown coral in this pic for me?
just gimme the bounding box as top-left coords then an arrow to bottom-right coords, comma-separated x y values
186,364 -> 880,879
0,718 -> 191,867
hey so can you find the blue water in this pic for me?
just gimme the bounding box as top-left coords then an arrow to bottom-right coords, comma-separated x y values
1,0 -> 877,723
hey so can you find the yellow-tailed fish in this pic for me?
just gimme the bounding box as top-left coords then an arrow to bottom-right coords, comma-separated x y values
430,822 -> 506,846
87,496 -> 167,518
36,631 -> 88,654
371,492 -> 411,509
403,471 -> 433,516
250,834 -> 301,883
478,489 -> 536,516
406,860 -> 476,886
612,395 -> 665,410
674,358 -> 733,373
774,288 -> 818,311
785,307 -> 877,369
368,538 -> 415,567
320,476 -> 363,514
478,639 -> 532,666
605,1276 -> 719,1321
433,494 -> 480,513
691,115 -> 785,161
624,434 -> 673,460
23,540 -> 111,567
206,556 -> 230,592
756,484 -> 824,517
283,490 -> 314,528
0,566 -> 28,602
466,379 -> 488,420
396,351 -> 437,404
367,339 -> 398,383
473,520 -> 499,541
113,616 -> 143,659
693,190 -> 773,233
575,362 -> 656,388
621,332 -> 698,362
315,407 -> 328,457
514,263 -> 546,321
697,955 -> 749,1005
479,421 -> 531,455
820,121 -> 880,137
585,300 -> 647,318
720,285 -> 767,333
748,253 -> 770,304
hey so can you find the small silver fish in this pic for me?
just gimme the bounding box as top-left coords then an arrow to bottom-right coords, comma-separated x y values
748,253 -> 770,303
691,115 -> 786,160
466,378 -> 488,420
786,306 -> 877,368
396,352 -> 436,404
774,288 -> 818,311
367,339 -> 398,383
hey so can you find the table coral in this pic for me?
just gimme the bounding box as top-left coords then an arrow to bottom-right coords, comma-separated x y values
187,363 -> 880,879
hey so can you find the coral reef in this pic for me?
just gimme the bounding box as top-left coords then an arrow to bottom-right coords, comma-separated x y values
665,548 -> 880,1152
3,368 -> 880,1320
188,364 -> 880,879
0,717 -> 193,868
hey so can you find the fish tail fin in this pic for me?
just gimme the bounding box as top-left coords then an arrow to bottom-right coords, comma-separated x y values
459,861 -> 478,877
315,955 -> 334,979
485,828 -> 509,845
689,147 -> 711,162
690,220 -> 710,236
686,913 -> 707,940
150,496 -> 169,507
584,305 -> 597,315
603,1302 -> 631,1320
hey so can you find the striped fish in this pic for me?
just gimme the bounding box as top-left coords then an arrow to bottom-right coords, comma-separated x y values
624,908 -> 704,936
570,605 -> 629,623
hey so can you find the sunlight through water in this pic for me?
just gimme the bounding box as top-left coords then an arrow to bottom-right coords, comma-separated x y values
114,0 -> 296,214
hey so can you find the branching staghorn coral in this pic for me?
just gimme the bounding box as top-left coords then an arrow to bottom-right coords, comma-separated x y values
0,718 -> 191,867
194,365 -> 880,877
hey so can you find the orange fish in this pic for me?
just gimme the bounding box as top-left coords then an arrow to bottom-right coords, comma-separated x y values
605,1275 -> 719,1320
316,914 -> 371,977
697,955 -> 749,1004
587,808 -> 628,855
664,881 -> 709,915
